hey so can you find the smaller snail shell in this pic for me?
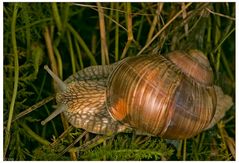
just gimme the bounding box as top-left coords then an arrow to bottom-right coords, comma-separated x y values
167,50 -> 213,85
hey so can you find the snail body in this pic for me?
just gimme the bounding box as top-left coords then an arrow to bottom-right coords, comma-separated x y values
42,50 -> 233,139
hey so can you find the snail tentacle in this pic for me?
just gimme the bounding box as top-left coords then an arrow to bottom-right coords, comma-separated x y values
41,103 -> 67,125
44,65 -> 67,91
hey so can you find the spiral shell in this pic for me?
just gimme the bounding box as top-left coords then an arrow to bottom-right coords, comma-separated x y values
106,51 -> 216,139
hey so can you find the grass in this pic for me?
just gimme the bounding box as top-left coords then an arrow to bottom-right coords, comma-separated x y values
3,2 -> 235,160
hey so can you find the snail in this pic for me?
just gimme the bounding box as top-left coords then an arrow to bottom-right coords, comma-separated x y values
41,50 -> 233,139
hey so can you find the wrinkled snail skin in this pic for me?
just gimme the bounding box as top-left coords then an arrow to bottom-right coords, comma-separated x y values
42,50 -> 233,139
42,64 -> 130,134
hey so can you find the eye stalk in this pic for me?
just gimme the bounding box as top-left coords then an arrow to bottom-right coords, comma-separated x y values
44,65 -> 67,91
41,65 -> 67,125
41,103 -> 67,125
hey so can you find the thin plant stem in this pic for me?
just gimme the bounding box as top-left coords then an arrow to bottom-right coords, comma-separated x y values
12,96 -> 54,122
115,2 -> 119,62
193,135 -> 200,160
97,2 -> 109,65
215,12 -> 222,76
91,33 -> 97,55
74,37 -> 84,69
181,3 -> 189,36
13,18 -> 52,33
60,131 -> 88,156
176,140 -> 183,159
73,3 -> 127,32
52,3 -> 62,32
67,31 -> 76,74
221,51 -> 234,81
217,122 -> 229,158
67,24 -> 97,65
213,24 -> 235,81
62,3 -> 70,33
4,3 -> 19,158
198,132 -> 205,153
108,3 -> 114,30
43,27 -> 58,76
53,45 -> 63,79
183,139 -> 187,160
137,2 -> 192,56
136,15 -> 144,43
225,135 -> 235,159
213,28 -> 235,54
121,2 -> 134,59
20,122 -> 50,145
73,134 -> 114,153
146,3 -> 161,44
206,7 -> 235,21
50,126 -> 74,147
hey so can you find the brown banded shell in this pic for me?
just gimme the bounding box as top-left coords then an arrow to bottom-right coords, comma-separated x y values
106,51 -> 216,139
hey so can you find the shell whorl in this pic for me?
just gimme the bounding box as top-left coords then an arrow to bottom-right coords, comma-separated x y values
167,50 -> 213,85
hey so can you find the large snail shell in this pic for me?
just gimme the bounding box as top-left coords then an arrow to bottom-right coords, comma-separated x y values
106,50 -> 217,139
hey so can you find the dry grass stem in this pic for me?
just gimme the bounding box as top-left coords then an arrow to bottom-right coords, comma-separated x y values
43,27 -> 58,80
97,2 -> 109,65
137,2 -> 192,56
146,3 -> 163,44
121,3 -> 134,59
206,8 -> 235,21
181,3 -> 189,36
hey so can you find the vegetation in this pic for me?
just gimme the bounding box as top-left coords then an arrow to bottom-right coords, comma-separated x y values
3,2 -> 235,160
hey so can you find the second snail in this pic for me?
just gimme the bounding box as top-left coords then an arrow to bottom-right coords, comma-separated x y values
41,49 -> 233,139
